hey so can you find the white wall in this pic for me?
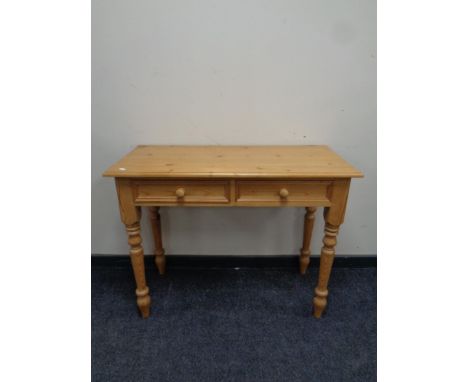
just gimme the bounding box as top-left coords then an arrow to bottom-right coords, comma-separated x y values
92,0 -> 376,256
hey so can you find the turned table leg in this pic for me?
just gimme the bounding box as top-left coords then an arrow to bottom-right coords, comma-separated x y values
300,207 -> 317,274
149,207 -> 166,275
313,219 -> 340,318
115,178 -> 151,318
126,221 -> 151,318
312,179 -> 350,318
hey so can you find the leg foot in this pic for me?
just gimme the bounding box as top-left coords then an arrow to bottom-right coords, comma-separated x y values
155,255 -> 166,275
136,287 -> 151,318
299,254 -> 310,275
312,288 -> 328,318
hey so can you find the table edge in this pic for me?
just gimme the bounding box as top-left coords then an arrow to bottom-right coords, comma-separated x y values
102,172 -> 364,179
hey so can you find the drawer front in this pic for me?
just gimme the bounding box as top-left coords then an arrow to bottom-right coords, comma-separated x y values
236,181 -> 332,206
134,181 -> 230,205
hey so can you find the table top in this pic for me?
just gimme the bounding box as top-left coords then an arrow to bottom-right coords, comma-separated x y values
103,145 -> 363,179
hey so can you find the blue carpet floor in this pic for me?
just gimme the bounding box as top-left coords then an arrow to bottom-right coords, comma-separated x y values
92,263 -> 376,381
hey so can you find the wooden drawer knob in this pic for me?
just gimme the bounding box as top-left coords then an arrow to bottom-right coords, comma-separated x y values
279,188 -> 289,198
175,188 -> 185,198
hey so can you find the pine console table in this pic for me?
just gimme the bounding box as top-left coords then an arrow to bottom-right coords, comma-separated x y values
103,145 -> 363,318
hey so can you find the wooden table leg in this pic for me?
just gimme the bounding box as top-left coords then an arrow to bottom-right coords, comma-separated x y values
126,221 -> 150,318
149,207 -> 166,275
116,179 -> 151,318
300,207 -> 317,274
313,217 -> 340,318
313,180 -> 350,318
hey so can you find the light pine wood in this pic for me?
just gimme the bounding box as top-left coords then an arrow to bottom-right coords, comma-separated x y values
236,180 -> 332,206
313,221 -> 339,318
300,207 -> 317,274
105,146 -> 362,318
103,145 -> 364,179
313,179 -> 351,318
134,180 -> 230,205
126,222 -> 150,318
149,207 -> 166,275
133,179 -> 335,207
175,188 -> 185,198
279,188 -> 289,198
115,178 -> 151,318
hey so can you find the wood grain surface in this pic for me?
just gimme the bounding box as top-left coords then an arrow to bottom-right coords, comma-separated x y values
103,145 -> 363,179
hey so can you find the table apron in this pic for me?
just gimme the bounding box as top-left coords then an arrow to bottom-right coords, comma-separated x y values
130,179 -> 337,207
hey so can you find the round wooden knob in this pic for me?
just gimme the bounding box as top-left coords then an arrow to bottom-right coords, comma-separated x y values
175,188 -> 185,198
279,188 -> 289,198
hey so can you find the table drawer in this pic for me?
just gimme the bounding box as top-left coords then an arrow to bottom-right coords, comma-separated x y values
133,181 -> 230,204
236,180 -> 332,205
